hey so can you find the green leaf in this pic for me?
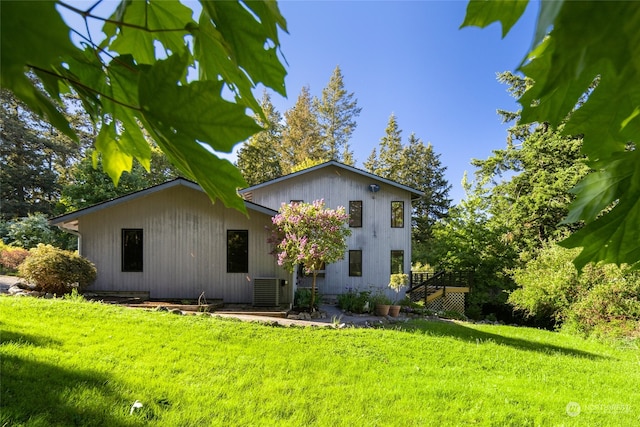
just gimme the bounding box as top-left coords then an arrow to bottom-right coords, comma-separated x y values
560,151 -> 640,269
193,12 -> 261,116
139,52 -> 259,211
201,1 -> 287,96
563,69 -> 640,161
531,0 -> 563,49
0,1 -> 77,140
460,0 -> 529,38
94,123 -> 133,186
103,0 -> 195,64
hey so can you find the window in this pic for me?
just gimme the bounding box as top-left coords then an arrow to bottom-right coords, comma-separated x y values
349,250 -> 362,277
391,250 -> 404,274
227,230 -> 249,273
391,201 -> 404,228
349,201 -> 362,228
122,229 -> 143,272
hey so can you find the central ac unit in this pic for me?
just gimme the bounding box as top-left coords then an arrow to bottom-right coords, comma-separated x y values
253,277 -> 280,307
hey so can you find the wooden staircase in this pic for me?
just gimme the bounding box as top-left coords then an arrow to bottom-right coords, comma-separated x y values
408,270 -> 473,306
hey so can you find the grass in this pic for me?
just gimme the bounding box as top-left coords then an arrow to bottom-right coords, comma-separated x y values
1,296 -> 639,426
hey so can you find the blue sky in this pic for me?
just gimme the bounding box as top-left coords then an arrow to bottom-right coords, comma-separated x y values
61,0 -> 539,204
264,0 -> 539,203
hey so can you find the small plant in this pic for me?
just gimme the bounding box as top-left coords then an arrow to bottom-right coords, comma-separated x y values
63,288 -> 86,302
294,288 -> 321,311
369,291 -> 392,307
337,288 -> 371,313
19,244 -> 96,295
388,273 -> 409,303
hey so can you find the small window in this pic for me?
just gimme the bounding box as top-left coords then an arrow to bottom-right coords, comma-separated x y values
349,250 -> 362,277
122,229 -> 143,272
391,250 -> 404,274
391,201 -> 404,228
349,201 -> 362,228
227,230 -> 249,273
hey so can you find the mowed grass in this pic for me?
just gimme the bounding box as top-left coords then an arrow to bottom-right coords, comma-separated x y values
1,297 -> 638,427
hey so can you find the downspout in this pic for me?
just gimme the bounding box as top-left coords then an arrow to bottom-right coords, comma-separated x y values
57,226 -> 82,254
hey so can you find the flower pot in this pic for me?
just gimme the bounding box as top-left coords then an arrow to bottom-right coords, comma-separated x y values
375,304 -> 390,316
388,305 -> 401,317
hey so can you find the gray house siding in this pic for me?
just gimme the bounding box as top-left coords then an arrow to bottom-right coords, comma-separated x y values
242,164 -> 415,299
60,183 -> 287,302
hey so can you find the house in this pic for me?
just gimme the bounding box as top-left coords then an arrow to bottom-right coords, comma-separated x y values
240,161 -> 423,300
51,161 -> 423,304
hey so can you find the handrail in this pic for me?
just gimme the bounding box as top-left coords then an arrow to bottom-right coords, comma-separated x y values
407,270 -> 473,305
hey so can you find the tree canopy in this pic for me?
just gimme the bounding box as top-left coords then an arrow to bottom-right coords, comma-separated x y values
1,0 -> 288,213
462,1 -> 640,268
268,200 -> 351,307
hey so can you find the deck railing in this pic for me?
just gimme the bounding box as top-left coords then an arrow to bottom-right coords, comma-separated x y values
407,271 -> 473,304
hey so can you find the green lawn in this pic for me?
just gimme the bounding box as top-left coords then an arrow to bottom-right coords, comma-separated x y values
1,296 -> 638,426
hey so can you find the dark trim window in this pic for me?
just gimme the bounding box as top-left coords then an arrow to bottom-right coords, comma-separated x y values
391,201 -> 404,228
227,230 -> 249,273
349,201 -> 362,228
122,229 -> 143,272
391,250 -> 404,274
349,250 -> 362,277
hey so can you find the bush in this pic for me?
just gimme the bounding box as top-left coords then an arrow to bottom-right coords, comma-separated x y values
19,244 -> 96,295
0,244 -> 30,273
294,288 -> 321,311
337,289 -> 371,313
509,242 -> 640,339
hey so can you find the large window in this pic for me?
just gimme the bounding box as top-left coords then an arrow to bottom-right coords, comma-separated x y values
349,250 -> 362,277
391,201 -> 404,228
227,230 -> 249,273
391,250 -> 404,274
349,201 -> 362,228
122,229 -> 143,272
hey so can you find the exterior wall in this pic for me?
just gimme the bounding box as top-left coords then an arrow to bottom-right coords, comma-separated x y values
77,185 -> 288,302
246,165 -> 413,299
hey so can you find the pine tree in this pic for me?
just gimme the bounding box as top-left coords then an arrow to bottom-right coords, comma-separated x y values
314,66 -> 361,164
400,133 -> 452,257
237,92 -> 284,185
280,86 -> 326,174
364,114 -> 403,179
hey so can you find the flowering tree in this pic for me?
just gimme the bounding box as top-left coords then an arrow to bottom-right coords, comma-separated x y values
268,200 -> 351,308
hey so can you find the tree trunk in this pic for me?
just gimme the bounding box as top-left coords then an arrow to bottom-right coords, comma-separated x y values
310,271 -> 317,310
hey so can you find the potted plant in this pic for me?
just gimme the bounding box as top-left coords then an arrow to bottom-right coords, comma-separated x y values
370,291 -> 392,316
388,273 -> 409,317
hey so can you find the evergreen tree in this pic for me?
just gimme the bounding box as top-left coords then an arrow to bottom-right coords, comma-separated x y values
237,92 -> 284,185
0,89 -> 73,219
365,115 -> 451,260
400,133 -> 452,259
364,114 -> 403,179
314,66 -> 361,164
472,72 -> 589,260
280,86 -> 326,174
61,146 -> 181,211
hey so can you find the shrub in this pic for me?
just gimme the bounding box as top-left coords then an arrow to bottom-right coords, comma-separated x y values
509,242 -> 640,339
19,244 -> 96,295
294,288 -> 321,311
337,289 -> 371,313
563,275 -> 640,339
0,244 -> 30,272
